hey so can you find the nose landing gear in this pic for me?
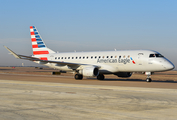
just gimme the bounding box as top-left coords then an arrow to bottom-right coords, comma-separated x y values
145,72 -> 152,82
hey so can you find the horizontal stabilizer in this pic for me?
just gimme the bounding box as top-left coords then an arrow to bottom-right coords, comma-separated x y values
4,46 -> 21,59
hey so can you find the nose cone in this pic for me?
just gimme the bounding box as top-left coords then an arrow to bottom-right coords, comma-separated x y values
164,61 -> 175,71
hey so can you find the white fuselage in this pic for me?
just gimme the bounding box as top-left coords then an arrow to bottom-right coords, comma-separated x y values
4,26 -> 175,81
34,50 -> 174,74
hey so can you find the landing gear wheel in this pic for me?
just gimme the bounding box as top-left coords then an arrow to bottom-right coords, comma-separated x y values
75,74 -> 83,80
97,74 -> 105,80
145,72 -> 152,82
146,78 -> 152,82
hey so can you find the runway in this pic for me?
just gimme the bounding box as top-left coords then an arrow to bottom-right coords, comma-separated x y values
0,67 -> 177,119
0,78 -> 177,119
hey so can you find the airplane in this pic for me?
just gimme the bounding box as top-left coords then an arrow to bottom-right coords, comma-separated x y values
4,26 -> 175,82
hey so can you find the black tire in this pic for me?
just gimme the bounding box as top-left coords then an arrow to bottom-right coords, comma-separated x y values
79,74 -> 83,79
75,74 -> 79,79
97,74 -> 105,80
146,78 -> 152,82
75,74 -> 83,80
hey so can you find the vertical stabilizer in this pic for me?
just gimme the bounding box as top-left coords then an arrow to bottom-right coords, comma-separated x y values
30,26 -> 55,55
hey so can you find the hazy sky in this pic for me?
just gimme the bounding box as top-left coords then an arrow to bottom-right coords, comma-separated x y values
0,0 -> 177,69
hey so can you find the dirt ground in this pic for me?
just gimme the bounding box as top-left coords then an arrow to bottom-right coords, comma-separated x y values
0,67 -> 177,89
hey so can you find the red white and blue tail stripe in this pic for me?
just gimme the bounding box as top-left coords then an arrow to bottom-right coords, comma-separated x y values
30,26 -> 55,56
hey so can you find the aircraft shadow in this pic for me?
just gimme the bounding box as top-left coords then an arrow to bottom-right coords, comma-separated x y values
0,69 -> 15,71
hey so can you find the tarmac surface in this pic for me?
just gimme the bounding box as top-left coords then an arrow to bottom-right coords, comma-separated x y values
0,67 -> 177,119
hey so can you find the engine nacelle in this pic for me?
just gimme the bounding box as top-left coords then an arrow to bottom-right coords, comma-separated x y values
79,67 -> 99,77
115,72 -> 132,78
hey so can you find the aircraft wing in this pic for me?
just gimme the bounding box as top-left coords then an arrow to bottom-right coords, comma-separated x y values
4,46 -> 100,68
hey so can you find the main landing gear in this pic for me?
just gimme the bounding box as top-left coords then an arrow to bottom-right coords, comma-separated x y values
97,74 -> 105,80
74,73 -> 105,80
145,72 -> 152,82
75,74 -> 83,80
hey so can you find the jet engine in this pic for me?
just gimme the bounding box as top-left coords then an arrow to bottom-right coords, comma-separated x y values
115,72 -> 132,78
79,67 -> 99,77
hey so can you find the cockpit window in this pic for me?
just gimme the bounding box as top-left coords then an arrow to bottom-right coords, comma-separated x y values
155,54 -> 164,57
149,54 -> 155,57
149,54 -> 164,58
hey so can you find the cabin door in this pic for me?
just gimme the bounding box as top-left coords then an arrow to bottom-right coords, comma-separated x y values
137,53 -> 144,65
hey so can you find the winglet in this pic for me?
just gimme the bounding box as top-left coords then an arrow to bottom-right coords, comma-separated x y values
4,46 -> 21,59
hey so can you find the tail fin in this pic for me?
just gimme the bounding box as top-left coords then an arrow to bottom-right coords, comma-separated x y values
30,26 -> 55,55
